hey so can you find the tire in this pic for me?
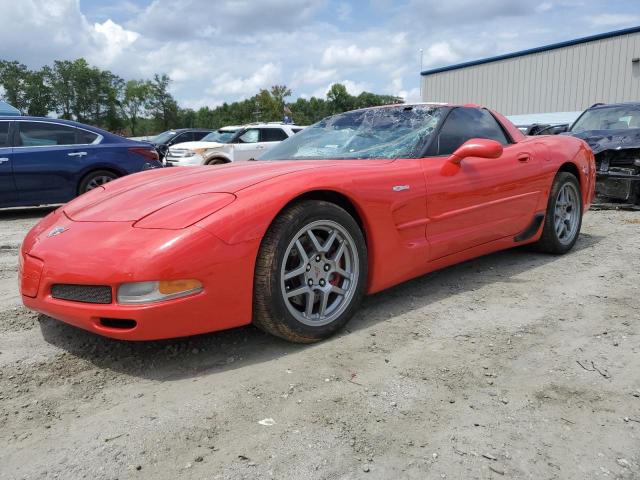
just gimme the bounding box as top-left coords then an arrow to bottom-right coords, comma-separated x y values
253,200 -> 368,343
535,172 -> 582,254
78,170 -> 118,194
206,158 -> 227,165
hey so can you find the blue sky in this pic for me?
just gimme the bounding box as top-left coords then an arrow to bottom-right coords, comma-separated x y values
1,1 -> 639,109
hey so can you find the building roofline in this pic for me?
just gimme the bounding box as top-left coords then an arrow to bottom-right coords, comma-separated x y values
420,25 -> 640,76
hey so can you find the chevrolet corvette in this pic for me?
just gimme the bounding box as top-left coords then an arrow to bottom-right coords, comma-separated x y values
19,104 -> 595,343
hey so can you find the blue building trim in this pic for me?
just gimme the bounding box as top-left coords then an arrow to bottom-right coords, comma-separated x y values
421,25 -> 640,76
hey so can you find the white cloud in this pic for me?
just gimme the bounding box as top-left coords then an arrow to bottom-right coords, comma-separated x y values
91,20 -> 139,64
322,44 -> 386,68
293,67 -> 338,86
423,42 -> 460,68
321,33 -> 408,68
206,63 -> 282,96
587,13 -> 640,27
0,0 -> 635,114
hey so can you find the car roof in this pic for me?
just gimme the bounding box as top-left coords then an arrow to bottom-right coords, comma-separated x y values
588,102 -> 640,110
0,115 -> 99,125
0,115 -> 126,141
168,128 -> 214,133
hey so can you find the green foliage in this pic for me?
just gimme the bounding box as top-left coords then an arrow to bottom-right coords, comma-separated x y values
0,57 -> 403,135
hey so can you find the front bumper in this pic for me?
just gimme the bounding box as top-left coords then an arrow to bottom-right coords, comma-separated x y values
20,214 -> 259,340
596,170 -> 640,203
165,153 -> 204,166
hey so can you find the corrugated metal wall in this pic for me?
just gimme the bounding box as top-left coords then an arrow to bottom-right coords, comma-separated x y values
421,31 -> 640,115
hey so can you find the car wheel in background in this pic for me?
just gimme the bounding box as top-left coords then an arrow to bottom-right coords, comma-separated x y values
535,172 -> 582,254
78,170 -> 118,194
253,200 -> 368,343
206,158 -> 227,165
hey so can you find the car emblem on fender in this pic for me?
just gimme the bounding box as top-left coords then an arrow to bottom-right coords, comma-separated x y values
47,226 -> 68,238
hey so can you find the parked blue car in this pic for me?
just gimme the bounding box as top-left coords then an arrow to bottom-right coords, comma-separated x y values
0,116 -> 162,208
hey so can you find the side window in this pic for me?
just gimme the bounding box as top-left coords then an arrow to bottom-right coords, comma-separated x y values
436,108 -> 509,156
292,128 -> 303,134
193,131 -> 209,141
237,129 -> 260,143
173,132 -> 192,144
0,122 -> 10,148
76,129 -> 98,144
17,122 -> 84,147
260,128 -> 288,142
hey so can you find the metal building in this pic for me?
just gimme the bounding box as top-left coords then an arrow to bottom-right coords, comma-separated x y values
420,26 -> 640,116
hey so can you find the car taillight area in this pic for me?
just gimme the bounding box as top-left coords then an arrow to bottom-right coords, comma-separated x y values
129,146 -> 160,162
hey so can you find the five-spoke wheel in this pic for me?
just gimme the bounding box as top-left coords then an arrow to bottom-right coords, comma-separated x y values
536,171 -> 583,254
253,200 -> 367,343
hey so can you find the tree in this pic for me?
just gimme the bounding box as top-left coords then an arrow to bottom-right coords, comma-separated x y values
147,74 -> 178,131
0,60 -> 30,112
327,83 -> 352,113
23,67 -> 53,116
122,80 -> 150,136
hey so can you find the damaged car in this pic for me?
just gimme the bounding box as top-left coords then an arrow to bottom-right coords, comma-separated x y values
563,102 -> 640,205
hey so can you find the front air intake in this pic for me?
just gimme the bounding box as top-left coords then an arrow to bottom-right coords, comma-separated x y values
51,284 -> 112,304
99,318 -> 137,330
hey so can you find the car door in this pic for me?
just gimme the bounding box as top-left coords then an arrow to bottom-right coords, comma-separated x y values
232,128 -> 261,161
422,107 -> 543,260
12,121 -> 100,204
0,120 -> 17,205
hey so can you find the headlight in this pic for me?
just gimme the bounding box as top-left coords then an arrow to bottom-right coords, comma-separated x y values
168,149 -> 195,158
117,279 -> 203,304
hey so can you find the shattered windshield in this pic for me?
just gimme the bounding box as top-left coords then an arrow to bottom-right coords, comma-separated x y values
570,106 -> 640,133
201,129 -> 239,143
259,106 -> 445,160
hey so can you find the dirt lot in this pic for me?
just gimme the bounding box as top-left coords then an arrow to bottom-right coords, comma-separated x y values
0,208 -> 638,480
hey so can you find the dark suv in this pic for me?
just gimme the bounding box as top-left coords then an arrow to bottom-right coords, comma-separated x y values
149,128 -> 213,159
564,102 -> 640,205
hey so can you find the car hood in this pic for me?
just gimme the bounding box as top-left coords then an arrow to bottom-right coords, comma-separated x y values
169,141 -> 225,151
63,161 -> 329,222
565,128 -> 640,154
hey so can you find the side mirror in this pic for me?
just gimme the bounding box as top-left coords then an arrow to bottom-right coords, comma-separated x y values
448,138 -> 503,164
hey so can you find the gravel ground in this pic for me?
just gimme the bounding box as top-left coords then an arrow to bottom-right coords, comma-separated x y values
0,207 -> 639,480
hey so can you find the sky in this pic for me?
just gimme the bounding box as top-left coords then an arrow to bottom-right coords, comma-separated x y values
1,0 -> 639,109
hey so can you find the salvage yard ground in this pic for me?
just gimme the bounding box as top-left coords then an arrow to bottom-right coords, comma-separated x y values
0,208 -> 638,479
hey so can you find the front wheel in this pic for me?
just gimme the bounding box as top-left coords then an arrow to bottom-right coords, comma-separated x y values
535,172 -> 582,254
253,200 -> 367,343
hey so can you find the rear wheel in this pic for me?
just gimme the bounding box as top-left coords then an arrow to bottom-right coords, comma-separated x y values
535,172 -> 582,254
253,200 -> 367,343
78,170 -> 118,194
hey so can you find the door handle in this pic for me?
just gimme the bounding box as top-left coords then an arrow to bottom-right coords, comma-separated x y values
255,146 -> 265,150
0,157 -> 9,163
517,154 -> 531,163
68,152 -> 87,157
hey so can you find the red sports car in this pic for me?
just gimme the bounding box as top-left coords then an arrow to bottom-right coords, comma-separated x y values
19,104 -> 595,343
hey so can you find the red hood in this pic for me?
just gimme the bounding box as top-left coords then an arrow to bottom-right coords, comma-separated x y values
64,161 -> 328,222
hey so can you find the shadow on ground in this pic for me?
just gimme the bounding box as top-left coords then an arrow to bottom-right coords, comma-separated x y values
0,206 -> 56,221
38,233 -> 604,382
